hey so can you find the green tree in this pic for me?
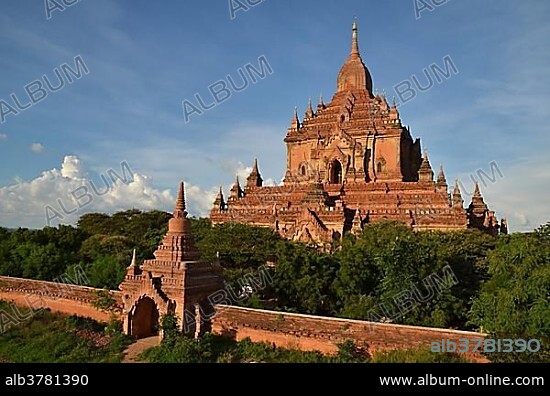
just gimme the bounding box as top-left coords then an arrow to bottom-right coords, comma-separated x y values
87,256 -> 126,289
194,222 -> 281,269
469,225 -> 550,338
273,243 -> 339,315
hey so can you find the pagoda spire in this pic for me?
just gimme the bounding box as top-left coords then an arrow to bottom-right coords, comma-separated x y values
351,17 -> 359,56
467,182 -> 494,232
230,176 -> 244,200
337,18 -> 373,94
418,149 -> 434,181
155,181 -> 199,261
389,98 -> 400,123
213,186 -> 226,210
473,181 -> 481,198
175,181 -> 186,215
436,164 -> 448,188
126,248 -> 141,275
468,181 -> 488,213
317,94 -> 325,110
291,106 -> 300,130
305,97 -> 315,118
247,158 -> 263,188
452,180 -> 463,208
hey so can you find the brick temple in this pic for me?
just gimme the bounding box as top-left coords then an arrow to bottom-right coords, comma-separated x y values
121,182 -> 223,337
210,20 -> 506,247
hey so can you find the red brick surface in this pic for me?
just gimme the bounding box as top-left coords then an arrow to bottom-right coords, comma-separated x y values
212,305 -> 488,362
0,276 -> 121,322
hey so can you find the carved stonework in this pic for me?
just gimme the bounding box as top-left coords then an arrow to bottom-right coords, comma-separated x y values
120,182 -> 223,338
209,21 -> 503,246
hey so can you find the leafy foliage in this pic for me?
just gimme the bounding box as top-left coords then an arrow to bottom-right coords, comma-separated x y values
272,243 -> 339,314
470,225 -> 550,339
371,347 -> 471,363
0,210 -> 170,287
191,221 -> 282,269
267,221 -> 498,331
0,226 -> 86,280
1,210 -> 548,351
140,332 -> 468,363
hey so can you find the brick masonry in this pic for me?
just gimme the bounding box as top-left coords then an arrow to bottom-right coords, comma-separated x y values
0,277 -> 487,361
210,21 -> 506,247
211,305 -> 488,362
0,275 -> 121,322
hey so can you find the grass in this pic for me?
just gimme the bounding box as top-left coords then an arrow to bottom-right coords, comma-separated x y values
139,333 -> 471,363
0,300 -> 130,363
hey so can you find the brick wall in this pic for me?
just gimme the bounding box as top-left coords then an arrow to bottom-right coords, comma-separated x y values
211,305 -> 488,362
0,276 -> 121,322
0,277 -> 488,361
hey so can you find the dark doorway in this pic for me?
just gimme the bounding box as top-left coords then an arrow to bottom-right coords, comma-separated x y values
131,297 -> 159,339
364,149 -> 371,182
329,160 -> 343,184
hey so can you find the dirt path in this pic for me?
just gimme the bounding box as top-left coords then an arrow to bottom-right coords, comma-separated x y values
122,336 -> 161,363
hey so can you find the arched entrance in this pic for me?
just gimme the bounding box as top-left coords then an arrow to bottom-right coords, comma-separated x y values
131,297 -> 159,339
329,160 -> 343,184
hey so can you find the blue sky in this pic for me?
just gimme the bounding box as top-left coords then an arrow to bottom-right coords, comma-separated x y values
0,0 -> 548,232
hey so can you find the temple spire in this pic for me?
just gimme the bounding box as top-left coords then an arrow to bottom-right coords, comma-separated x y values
436,164 -> 448,189
230,176 -> 244,200
351,17 -> 359,56
157,181 -> 200,261
175,181 -> 187,216
467,181 -> 495,233
452,180 -> 463,208
213,186 -> 226,210
473,181 -> 481,198
337,17 -> 373,94
468,181 -> 487,211
247,158 -> 263,188
176,182 -> 185,210
418,149 -> 434,181
126,248 -> 140,275
127,248 -> 137,269
317,94 -> 325,110
291,106 -> 300,129
305,97 -> 315,118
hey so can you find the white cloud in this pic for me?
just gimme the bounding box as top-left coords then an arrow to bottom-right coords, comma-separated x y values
60,156 -> 86,179
235,162 -> 252,185
84,121 -> 287,194
0,155 -> 216,229
0,133 -> 7,141
30,143 -> 44,153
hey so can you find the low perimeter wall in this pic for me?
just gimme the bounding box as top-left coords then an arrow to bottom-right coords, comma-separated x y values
211,305 -> 488,362
1,277 -> 487,361
0,276 -> 121,322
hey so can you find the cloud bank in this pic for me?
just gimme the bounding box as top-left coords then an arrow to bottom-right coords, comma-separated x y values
0,156 -> 216,229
